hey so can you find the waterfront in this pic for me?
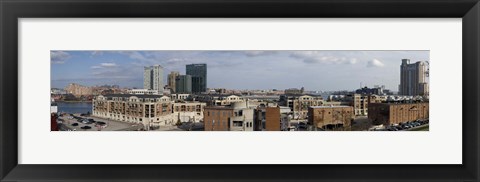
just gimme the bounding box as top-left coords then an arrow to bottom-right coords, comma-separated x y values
57,101 -> 92,114
50,51 -> 429,132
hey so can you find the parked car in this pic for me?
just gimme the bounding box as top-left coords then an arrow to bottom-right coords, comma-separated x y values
298,122 -> 307,129
387,127 -> 398,131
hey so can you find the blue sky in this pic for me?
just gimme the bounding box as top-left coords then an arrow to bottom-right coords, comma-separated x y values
51,50 -> 429,91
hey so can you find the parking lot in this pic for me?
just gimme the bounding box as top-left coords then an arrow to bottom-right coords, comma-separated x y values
58,114 -> 144,131
374,119 -> 430,131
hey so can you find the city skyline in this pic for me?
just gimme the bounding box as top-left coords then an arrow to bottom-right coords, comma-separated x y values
51,50 -> 429,91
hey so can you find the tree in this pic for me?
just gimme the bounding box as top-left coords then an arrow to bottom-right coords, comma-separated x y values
175,118 -> 182,126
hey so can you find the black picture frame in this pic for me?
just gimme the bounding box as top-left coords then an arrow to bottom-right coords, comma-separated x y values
1,0 -> 479,181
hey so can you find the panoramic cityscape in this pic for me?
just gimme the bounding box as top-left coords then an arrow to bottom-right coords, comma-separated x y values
51,51 -> 429,131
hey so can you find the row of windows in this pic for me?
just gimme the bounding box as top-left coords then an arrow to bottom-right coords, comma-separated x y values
206,111 -> 232,117
316,111 -> 351,114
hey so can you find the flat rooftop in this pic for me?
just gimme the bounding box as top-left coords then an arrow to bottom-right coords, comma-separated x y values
370,102 -> 429,105
309,105 -> 352,108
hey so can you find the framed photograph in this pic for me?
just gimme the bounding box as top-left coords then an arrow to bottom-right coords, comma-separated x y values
1,0 -> 479,181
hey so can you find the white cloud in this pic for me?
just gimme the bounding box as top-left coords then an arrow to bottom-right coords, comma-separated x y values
349,58 -> 358,64
90,51 -> 104,56
118,51 -> 152,62
244,51 -> 275,57
290,51 -> 357,65
91,62 -> 117,69
367,59 -> 385,68
51,51 -> 71,64
100,63 -> 117,67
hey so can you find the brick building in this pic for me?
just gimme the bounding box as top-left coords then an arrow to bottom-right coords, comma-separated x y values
368,102 -> 429,125
65,83 -> 93,96
307,106 -> 354,129
265,107 -> 281,131
203,106 -> 234,131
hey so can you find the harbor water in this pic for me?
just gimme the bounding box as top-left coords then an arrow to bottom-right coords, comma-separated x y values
57,102 -> 92,114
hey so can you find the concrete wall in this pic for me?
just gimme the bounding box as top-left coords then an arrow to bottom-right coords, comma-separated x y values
230,108 -> 254,131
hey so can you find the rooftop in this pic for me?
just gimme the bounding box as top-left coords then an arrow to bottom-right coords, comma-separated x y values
281,94 -> 323,97
370,102 -> 429,106
204,106 -> 234,110
309,105 -> 352,108
101,94 -> 165,99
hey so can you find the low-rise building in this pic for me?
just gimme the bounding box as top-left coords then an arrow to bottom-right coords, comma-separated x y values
368,102 -> 429,126
92,94 -> 175,130
330,94 -> 369,116
265,107 -> 281,131
172,102 -> 206,123
191,94 -> 245,106
285,87 -> 304,95
213,95 -> 245,106
350,94 -> 368,116
126,89 -> 159,95
50,98 -> 57,114
65,83 -> 93,96
203,106 -> 234,131
229,102 -> 255,131
279,94 -> 324,120
368,95 -> 388,103
355,86 -> 384,95
170,93 -> 190,101
253,106 -> 291,131
307,106 -> 354,129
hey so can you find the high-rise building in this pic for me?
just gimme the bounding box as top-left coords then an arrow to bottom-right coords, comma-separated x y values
168,71 -> 180,93
175,75 -> 192,94
144,65 -> 164,93
186,64 -> 207,93
144,67 -> 152,90
399,59 -> 429,96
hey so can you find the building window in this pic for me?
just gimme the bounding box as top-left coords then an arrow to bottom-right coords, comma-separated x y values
233,121 -> 243,127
